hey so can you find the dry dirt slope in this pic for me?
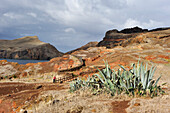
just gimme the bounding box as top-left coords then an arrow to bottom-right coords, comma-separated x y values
0,27 -> 169,113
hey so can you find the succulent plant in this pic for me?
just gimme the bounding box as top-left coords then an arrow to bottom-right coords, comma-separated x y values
119,60 -> 164,97
69,60 -> 165,97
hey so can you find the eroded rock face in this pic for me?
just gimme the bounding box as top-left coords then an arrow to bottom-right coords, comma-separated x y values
120,26 -> 148,34
0,36 -> 63,60
98,27 -> 170,48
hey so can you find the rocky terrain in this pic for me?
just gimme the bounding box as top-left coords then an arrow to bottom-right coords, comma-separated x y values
98,26 -> 170,48
66,41 -> 98,54
0,36 -> 63,60
0,27 -> 170,113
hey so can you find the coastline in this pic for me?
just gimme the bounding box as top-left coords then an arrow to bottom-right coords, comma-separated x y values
0,58 -> 49,64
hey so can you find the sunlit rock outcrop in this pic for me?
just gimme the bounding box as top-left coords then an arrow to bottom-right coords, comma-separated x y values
0,36 -> 63,60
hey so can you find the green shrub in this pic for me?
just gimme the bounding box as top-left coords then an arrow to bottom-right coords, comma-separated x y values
72,73 -> 79,78
69,60 -> 165,97
13,75 -> 17,78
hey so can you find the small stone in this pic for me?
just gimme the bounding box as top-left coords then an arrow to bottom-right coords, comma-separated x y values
134,103 -> 140,106
23,110 -> 27,113
36,85 -> 42,89
91,109 -> 96,112
53,99 -> 60,105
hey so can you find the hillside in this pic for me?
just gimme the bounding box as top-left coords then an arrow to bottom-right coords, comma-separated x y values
0,27 -> 169,77
0,36 -> 63,60
0,27 -> 169,113
66,41 -> 98,54
98,26 -> 170,48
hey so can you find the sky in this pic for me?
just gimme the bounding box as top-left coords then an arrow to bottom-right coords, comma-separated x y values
0,0 -> 170,52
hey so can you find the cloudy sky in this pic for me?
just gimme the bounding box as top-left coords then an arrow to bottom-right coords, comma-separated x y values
0,0 -> 170,52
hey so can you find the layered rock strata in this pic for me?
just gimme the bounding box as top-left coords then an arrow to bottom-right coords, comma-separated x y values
0,36 -> 63,60
98,26 -> 170,48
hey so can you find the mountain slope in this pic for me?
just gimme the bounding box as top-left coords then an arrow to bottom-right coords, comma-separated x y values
66,41 -> 98,54
98,27 -> 170,48
0,36 -> 63,60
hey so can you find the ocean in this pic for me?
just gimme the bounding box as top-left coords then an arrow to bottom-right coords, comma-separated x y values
0,59 -> 49,64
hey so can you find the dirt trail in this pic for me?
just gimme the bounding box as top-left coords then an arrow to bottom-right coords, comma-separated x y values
112,101 -> 130,113
0,82 -> 66,113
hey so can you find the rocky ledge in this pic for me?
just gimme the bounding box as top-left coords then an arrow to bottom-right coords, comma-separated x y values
0,36 -> 63,60
98,26 -> 170,48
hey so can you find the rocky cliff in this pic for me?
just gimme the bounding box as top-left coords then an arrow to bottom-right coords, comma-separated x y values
0,36 -> 63,60
98,26 -> 170,48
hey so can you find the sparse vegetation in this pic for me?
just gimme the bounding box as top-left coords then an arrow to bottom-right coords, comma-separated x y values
13,75 -> 17,78
72,73 -> 79,78
70,60 -> 165,97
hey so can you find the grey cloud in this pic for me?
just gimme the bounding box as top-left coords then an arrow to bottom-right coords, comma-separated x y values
0,0 -> 170,52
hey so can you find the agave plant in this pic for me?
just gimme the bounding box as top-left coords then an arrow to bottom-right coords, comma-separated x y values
119,60 -> 164,97
69,60 -> 165,97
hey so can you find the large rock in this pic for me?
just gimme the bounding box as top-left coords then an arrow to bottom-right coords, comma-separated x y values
0,36 -> 63,60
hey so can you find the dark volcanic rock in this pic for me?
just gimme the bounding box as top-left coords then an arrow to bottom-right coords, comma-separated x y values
0,36 -> 63,60
120,26 -> 148,34
149,27 -> 170,32
97,26 -> 170,48
97,27 -> 137,48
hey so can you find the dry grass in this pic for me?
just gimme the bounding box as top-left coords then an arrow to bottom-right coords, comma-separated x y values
22,64 -> 170,113
126,64 -> 170,113
127,92 -> 170,113
25,88 -> 131,113
154,64 -> 170,88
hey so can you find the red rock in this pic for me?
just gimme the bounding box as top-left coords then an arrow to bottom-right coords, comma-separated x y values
158,55 -> 169,59
22,72 -> 27,77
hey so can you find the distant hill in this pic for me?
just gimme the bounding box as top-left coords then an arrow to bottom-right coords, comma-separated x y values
0,36 -> 63,60
97,26 -> 170,48
66,41 -> 98,54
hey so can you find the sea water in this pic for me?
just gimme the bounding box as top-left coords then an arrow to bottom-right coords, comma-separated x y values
0,59 -> 49,64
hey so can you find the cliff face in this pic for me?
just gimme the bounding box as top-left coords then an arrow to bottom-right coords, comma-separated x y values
0,36 -> 63,60
97,27 -> 170,48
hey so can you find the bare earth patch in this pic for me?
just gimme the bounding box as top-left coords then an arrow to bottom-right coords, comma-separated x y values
0,82 -> 66,113
29,88 -> 131,113
127,93 -> 170,113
